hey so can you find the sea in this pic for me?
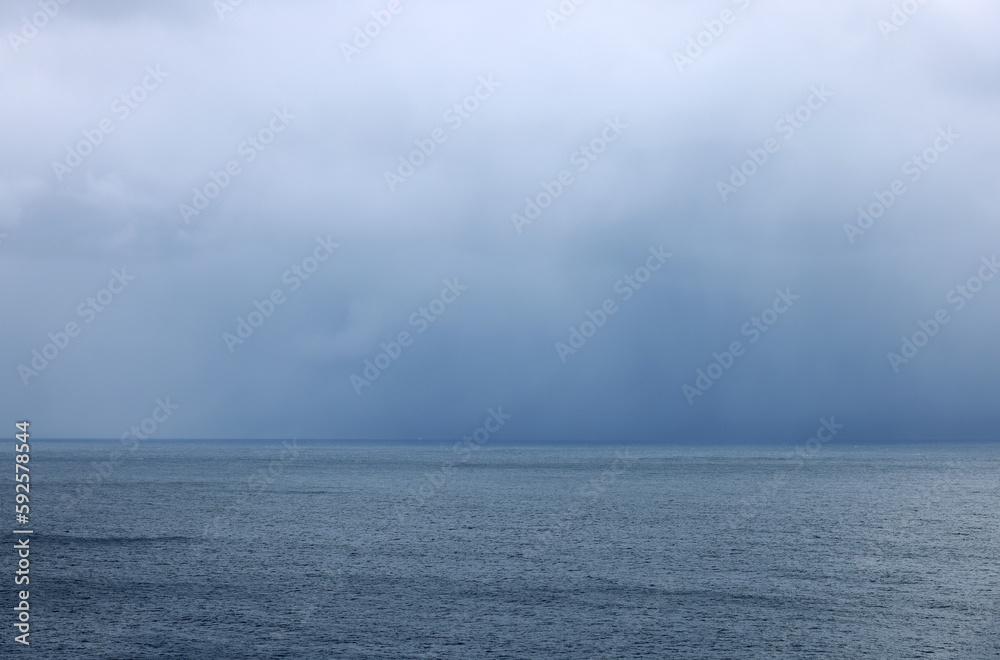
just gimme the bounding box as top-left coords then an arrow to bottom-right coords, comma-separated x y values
18,442 -> 1000,658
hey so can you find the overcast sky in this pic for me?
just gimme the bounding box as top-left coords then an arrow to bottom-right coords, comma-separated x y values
2,0 -> 998,442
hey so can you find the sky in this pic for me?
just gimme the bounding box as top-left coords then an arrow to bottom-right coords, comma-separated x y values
1,0 -> 998,443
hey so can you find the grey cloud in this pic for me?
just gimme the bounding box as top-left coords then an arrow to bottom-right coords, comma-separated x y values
2,0 -> 999,442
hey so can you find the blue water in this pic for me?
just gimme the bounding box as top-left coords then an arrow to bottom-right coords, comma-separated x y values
19,443 -> 1000,658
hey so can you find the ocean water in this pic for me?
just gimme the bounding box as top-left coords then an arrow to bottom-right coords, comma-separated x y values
20,442 -> 1000,658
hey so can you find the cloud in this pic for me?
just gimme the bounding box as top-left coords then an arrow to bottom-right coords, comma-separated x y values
2,0 -> 999,441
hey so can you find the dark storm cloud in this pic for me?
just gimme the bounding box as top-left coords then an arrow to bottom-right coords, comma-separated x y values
2,0 -> 999,442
